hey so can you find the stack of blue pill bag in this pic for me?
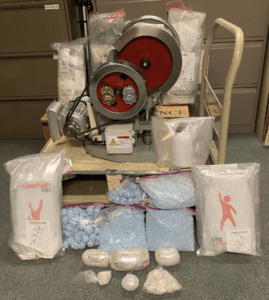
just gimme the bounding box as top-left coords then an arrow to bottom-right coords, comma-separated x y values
135,171 -> 195,251
96,206 -> 148,253
61,205 -> 102,250
106,178 -> 146,205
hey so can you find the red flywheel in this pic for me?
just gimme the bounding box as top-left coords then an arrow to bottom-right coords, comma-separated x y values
118,36 -> 173,91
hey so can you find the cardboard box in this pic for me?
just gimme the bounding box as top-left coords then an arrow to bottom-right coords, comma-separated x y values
156,105 -> 189,118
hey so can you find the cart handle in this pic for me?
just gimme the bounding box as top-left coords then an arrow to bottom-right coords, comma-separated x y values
199,18 -> 244,164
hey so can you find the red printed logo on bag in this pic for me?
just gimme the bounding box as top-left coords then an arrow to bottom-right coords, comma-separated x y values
28,200 -> 43,220
219,193 -> 237,230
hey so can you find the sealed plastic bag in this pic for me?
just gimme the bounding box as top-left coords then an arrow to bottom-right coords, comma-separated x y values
136,170 -> 195,209
143,267 -> 182,295
88,9 -> 126,72
82,249 -> 110,267
152,116 -> 214,168
192,163 -> 262,256
163,2 -> 206,104
51,37 -> 88,106
96,206 -> 147,253
110,247 -> 150,271
155,248 -> 180,266
61,204 -> 102,249
107,177 -> 146,205
121,274 -> 140,291
4,150 -> 70,260
146,208 -> 194,251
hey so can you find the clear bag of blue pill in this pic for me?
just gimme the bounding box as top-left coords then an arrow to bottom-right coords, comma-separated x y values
146,208 -> 195,252
136,170 -> 195,209
106,177 -> 147,205
61,204 -> 103,250
95,206 -> 148,253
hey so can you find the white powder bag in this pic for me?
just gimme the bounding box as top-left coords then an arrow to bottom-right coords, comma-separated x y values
155,248 -> 180,266
192,163 -> 262,256
4,150 -> 69,260
82,249 -> 110,267
97,271 -> 112,285
121,274 -> 139,291
110,247 -> 150,271
143,267 -> 182,295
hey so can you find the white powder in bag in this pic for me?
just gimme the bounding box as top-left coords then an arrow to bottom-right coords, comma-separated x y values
4,150 -> 69,260
192,163 -> 261,256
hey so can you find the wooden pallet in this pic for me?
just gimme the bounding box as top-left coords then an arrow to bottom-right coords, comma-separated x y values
42,136 -> 169,205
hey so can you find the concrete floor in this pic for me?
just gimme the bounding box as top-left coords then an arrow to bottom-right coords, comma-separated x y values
0,134 -> 269,300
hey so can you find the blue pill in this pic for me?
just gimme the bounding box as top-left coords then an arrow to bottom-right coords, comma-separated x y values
70,219 -> 78,227
85,226 -> 94,235
79,241 -> 86,249
71,241 -> 80,249
62,216 -> 69,225
87,240 -> 94,248
63,240 -> 70,249
82,234 -> 89,243
117,188 -> 124,196
120,197 -> 127,204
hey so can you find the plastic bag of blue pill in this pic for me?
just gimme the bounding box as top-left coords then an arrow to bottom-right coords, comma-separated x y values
61,204 -> 102,250
106,177 -> 146,205
136,170 -> 195,209
146,208 -> 195,251
95,206 -> 148,253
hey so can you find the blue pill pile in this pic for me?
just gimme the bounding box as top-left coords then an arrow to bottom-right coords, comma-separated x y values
107,180 -> 144,205
139,172 -> 195,209
98,207 -> 148,253
146,208 -> 194,251
61,206 -> 101,249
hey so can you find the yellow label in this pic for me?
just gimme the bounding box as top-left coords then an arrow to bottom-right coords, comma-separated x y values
110,139 -> 118,146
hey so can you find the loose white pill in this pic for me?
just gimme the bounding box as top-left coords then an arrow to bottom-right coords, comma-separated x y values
155,248 -> 180,266
121,274 -> 139,291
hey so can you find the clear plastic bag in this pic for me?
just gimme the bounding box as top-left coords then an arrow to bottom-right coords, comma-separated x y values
152,116 -> 214,168
110,247 -> 150,271
95,206 -> 148,253
155,248 -> 180,266
4,150 -> 70,260
192,163 -> 262,256
106,177 -> 146,205
163,3 -> 206,104
88,9 -> 126,72
51,37 -> 88,106
121,273 -> 140,291
137,171 -> 195,209
61,204 -> 102,249
73,270 -> 98,284
146,208 -> 194,251
143,267 -> 182,295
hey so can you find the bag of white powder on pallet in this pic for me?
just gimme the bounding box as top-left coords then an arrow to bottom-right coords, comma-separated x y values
4,150 -> 71,260
192,163 -> 262,256
163,1 -> 206,104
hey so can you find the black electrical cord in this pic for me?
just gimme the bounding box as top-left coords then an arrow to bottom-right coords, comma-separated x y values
66,78 -> 91,121
74,120 -> 117,138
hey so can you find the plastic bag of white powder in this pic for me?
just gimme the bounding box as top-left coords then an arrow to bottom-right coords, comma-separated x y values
192,163 -> 262,256
4,150 -> 70,260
